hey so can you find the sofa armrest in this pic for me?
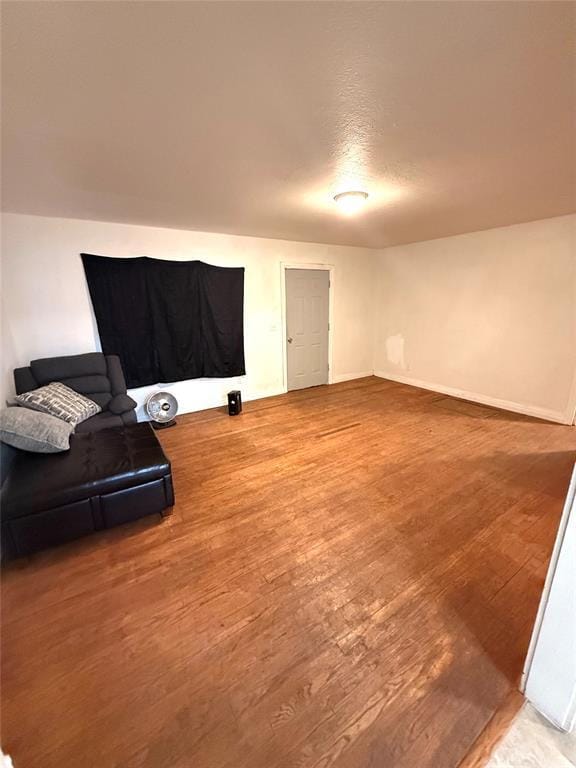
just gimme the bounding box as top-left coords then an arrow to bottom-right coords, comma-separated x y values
106,355 -> 129,396
121,410 -> 138,426
108,394 -> 137,415
14,367 -> 38,396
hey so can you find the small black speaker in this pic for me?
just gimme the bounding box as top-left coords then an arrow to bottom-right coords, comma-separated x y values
227,390 -> 242,416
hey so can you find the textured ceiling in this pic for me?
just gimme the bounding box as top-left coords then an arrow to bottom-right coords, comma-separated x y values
2,1 -> 575,248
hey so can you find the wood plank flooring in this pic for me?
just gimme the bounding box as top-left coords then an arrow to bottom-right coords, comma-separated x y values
2,377 -> 575,768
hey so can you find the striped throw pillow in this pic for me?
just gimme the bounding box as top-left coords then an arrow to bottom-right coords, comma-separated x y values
15,381 -> 101,427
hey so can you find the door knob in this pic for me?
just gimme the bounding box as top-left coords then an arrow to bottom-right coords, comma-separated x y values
287,337 -> 293,344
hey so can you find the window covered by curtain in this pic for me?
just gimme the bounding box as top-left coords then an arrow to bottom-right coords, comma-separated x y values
82,254 -> 245,388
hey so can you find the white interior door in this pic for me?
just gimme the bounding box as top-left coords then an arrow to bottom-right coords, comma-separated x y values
285,269 -> 329,391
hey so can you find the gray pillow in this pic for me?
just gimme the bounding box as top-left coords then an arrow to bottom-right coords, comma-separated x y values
0,407 -> 74,453
14,381 -> 101,427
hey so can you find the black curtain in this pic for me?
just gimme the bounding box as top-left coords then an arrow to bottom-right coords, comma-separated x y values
81,254 -> 245,388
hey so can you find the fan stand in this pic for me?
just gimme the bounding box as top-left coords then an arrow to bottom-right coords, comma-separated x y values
151,419 -> 177,430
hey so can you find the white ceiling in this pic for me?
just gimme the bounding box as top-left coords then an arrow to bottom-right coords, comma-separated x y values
2,1 -> 575,248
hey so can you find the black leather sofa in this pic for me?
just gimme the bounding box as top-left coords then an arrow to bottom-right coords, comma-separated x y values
1,354 -> 175,558
14,352 -> 137,432
1,424 -> 174,558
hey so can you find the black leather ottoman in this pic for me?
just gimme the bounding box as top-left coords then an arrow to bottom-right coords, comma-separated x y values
1,423 -> 174,558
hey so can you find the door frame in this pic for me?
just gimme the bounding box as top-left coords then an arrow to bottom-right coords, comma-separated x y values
521,464 -> 576,731
280,262 -> 334,393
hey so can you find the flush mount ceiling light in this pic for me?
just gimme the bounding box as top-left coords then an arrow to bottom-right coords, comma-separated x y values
333,190 -> 369,215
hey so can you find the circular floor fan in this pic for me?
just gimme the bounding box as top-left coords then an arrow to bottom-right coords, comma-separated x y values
145,391 -> 178,430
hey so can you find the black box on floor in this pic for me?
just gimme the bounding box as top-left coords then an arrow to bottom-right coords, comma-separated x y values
227,390 -> 242,416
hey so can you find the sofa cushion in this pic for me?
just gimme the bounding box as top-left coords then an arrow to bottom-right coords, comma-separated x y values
30,352 -> 107,385
59,375 -> 112,395
0,407 -> 73,453
1,422 -> 171,518
109,393 -> 138,415
55,377 -> 112,411
86,392 -> 113,410
15,382 -> 101,427
74,412 -> 124,432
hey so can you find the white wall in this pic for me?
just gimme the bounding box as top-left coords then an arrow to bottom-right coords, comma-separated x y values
0,213 -> 376,417
523,463 -> 576,731
373,214 -> 576,424
3,212 -> 576,424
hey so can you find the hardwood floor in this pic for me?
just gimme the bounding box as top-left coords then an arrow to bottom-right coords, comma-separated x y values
2,377 -> 574,768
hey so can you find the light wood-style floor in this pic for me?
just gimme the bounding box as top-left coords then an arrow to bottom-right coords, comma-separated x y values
2,377 -> 574,768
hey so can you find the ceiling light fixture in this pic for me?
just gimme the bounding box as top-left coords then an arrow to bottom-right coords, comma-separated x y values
333,190 -> 369,215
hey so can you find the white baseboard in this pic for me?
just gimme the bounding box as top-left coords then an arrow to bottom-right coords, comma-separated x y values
134,384 -> 285,421
374,370 -> 572,425
331,371 -> 374,384
135,374 -> 377,421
